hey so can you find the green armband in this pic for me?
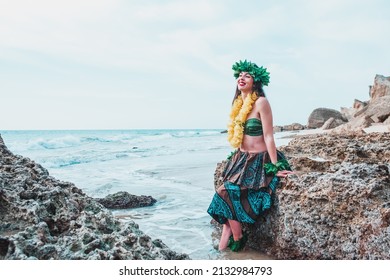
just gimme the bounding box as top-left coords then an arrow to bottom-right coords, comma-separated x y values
264,159 -> 290,175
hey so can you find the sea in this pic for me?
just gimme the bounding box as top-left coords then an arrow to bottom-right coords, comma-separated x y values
0,129 -> 296,260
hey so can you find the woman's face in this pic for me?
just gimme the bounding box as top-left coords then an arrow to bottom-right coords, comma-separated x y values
237,72 -> 254,92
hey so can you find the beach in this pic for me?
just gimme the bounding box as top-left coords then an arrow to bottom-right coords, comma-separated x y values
0,129 -> 295,259
2,125 -> 390,261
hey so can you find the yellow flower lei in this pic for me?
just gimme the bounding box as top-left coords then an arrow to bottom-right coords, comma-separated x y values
227,92 -> 258,148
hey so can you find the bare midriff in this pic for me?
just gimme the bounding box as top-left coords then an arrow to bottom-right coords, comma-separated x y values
239,135 -> 267,153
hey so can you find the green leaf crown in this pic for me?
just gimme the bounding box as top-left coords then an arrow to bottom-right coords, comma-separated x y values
232,60 -> 270,86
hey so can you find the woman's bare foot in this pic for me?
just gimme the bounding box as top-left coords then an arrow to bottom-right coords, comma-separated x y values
219,223 -> 232,251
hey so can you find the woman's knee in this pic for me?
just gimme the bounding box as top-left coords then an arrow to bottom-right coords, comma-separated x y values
216,184 -> 225,195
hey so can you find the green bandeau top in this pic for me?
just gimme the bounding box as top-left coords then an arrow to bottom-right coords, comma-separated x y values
244,118 -> 263,136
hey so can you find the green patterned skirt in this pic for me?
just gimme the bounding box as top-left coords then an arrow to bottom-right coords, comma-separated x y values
207,150 -> 289,224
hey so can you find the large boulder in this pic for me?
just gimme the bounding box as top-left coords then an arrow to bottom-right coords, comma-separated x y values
0,134 -> 189,260
307,108 -> 347,129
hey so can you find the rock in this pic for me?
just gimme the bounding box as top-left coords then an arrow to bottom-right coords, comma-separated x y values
283,123 -> 306,131
214,160 -> 227,189
333,75 -> 390,133
267,161 -> 390,260
340,107 -> 357,122
370,74 -> 390,100
211,132 -> 390,259
0,134 -> 189,260
273,126 -> 283,132
321,117 -> 346,130
340,99 -> 367,121
332,96 -> 390,133
353,99 -> 368,109
274,123 -> 305,132
331,115 -> 374,133
353,95 -> 390,122
364,95 -> 390,123
95,192 -> 156,209
307,108 -> 347,129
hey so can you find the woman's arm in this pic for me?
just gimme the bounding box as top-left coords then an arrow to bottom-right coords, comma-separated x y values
258,97 -> 294,178
258,97 -> 278,163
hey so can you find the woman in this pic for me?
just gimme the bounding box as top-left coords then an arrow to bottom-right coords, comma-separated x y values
207,60 -> 293,252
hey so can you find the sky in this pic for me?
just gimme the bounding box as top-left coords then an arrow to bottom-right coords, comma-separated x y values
0,0 -> 389,130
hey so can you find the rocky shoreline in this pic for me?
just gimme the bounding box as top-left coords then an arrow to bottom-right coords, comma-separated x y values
1,131 -> 389,260
0,134 -> 189,260
213,131 -> 390,259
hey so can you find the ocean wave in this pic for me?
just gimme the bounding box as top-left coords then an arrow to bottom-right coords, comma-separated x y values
24,134 -> 143,150
172,130 -> 222,138
41,156 -> 93,168
82,136 -> 115,143
26,135 -> 82,150
138,133 -> 174,142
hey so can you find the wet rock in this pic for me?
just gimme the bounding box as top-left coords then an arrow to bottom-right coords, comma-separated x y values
95,191 -> 156,209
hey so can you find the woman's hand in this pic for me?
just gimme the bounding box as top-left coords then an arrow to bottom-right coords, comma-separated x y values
276,170 -> 294,178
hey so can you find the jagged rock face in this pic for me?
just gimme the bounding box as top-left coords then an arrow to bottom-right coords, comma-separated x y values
0,134 -> 189,260
307,108 -> 347,129
269,162 -> 390,259
213,132 -> 390,259
370,75 -> 390,100
271,132 -> 390,259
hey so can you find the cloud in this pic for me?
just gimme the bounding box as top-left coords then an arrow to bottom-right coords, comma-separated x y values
0,0 -> 389,129
133,0 -> 218,23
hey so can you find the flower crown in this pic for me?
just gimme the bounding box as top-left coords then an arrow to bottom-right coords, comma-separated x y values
232,60 -> 270,86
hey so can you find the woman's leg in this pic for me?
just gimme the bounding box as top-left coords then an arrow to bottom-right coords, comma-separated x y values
214,183 -> 234,250
228,219 -> 243,241
219,223 -> 232,250
227,219 -> 248,252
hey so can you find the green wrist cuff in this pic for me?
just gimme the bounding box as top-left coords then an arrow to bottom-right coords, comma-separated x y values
264,159 -> 290,175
